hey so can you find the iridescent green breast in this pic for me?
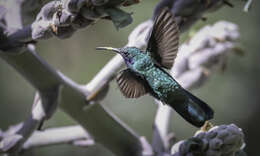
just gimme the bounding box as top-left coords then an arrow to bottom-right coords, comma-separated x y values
144,67 -> 179,100
129,52 -> 180,101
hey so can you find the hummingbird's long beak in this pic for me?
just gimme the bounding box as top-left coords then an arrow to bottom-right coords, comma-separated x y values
96,47 -> 120,53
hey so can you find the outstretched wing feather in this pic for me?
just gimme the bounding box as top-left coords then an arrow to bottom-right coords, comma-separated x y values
147,8 -> 179,69
116,69 -> 149,98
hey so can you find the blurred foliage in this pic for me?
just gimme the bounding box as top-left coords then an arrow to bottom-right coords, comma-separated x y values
0,1 -> 259,156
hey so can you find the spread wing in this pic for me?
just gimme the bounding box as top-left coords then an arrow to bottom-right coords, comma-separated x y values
147,8 -> 179,69
116,69 -> 149,98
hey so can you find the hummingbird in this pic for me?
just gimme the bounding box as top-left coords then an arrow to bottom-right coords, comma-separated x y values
96,8 -> 214,127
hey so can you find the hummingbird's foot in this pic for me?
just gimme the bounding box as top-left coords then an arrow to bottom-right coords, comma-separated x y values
201,121 -> 214,132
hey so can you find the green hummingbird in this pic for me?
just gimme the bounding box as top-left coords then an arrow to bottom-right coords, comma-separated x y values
96,8 -> 214,127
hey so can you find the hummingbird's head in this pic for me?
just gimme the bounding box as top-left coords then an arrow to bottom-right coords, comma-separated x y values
96,46 -> 141,65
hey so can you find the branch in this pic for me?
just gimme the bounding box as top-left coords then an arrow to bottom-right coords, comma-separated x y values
0,0 -> 244,155
0,44 -> 144,156
0,2 -> 62,153
4,0 -> 139,42
16,20 -> 241,153
23,126 -> 93,149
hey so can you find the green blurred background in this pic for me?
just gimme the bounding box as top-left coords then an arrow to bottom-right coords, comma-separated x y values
0,1 -> 259,155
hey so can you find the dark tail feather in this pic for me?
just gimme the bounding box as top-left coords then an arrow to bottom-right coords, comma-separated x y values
167,89 -> 214,127
183,89 -> 214,120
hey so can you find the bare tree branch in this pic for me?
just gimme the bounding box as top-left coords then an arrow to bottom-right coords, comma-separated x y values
23,126 -> 93,149
9,20 -> 240,153
0,0 -> 245,156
